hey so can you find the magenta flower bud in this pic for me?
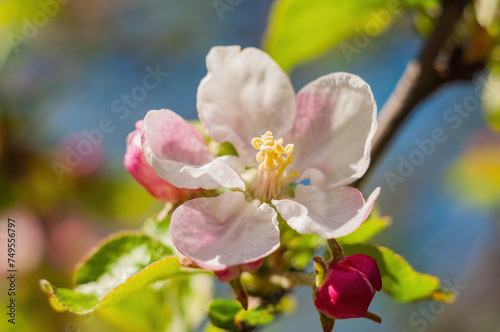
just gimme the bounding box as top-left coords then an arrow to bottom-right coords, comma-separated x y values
314,254 -> 382,320
124,120 -> 192,203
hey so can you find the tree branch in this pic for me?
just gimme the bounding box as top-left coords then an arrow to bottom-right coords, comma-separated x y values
357,0 -> 473,188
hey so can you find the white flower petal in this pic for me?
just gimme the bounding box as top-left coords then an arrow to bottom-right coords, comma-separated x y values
197,46 -> 296,165
273,186 -> 380,239
146,157 -> 245,190
124,120 -> 193,202
171,191 -> 280,270
142,109 -> 245,190
218,154 -> 246,175
287,73 -> 377,187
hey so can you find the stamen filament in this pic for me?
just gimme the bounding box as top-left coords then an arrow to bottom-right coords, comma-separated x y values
251,131 -> 298,201
277,171 -> 299,188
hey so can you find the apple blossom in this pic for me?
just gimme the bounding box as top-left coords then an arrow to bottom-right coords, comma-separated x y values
124,120 -> 194,203
314,254 -> 382,319
139,46 -> 380,277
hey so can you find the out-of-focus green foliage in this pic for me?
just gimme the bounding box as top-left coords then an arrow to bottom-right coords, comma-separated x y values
338,217 -> 392,245
482,63 -> 500,132
85,177 -> 164,223
0,0 -> 51,66
208,299 -> 243,331
0,0 -> 40,25
281,230 -> 324,270
279,207 -> 391,271
446,130 -> 500,209
208,299 -> 285,331
204,324 -> 226,332
413,9 -> 436,37
235,306 -> 275,328
343,244 -> 454,302
264,0 -> 439,71
40,232 -> 203,314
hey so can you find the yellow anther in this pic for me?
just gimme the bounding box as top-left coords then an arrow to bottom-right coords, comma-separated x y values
256,151 -> 265,163
252,132 -> 291,171
252,137 -> 263,149
251,131 -> 299,201
276,144 -> 286,155
264,155 -> 274,170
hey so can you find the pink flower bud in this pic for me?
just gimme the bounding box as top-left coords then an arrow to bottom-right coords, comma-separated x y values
314,254 -> 382,319
124,120 -> 193,203
214,259 -> 264,282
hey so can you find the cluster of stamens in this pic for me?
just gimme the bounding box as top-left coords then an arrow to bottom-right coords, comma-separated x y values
251,131 -> 298,201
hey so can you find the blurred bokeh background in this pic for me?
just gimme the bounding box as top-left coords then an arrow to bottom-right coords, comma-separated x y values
1,0 -> 500,331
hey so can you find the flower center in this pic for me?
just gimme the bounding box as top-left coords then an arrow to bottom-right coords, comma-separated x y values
251,131 -> 298,201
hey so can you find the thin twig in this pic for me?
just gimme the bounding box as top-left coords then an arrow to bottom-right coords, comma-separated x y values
357,0 -> 472,188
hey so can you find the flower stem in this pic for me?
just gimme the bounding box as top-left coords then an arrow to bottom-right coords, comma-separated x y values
230,276 -> 249,310
326,239 -> 344,265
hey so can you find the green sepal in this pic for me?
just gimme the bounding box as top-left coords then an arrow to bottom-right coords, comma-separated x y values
319,312 -> 335,332
313,256 -> 327,290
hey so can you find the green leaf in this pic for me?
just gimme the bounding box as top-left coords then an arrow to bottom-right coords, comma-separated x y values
264,0 -> 438,71
96,286 -> 172,332
343,244 -> 446,302
41,232 -> 199,314
429,289 -> 456,303
203,323 -> 226,332
208,299 -> 244,331
97,274 -> 214,332
337,217 -> 391,245
235,307 -> 275,328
